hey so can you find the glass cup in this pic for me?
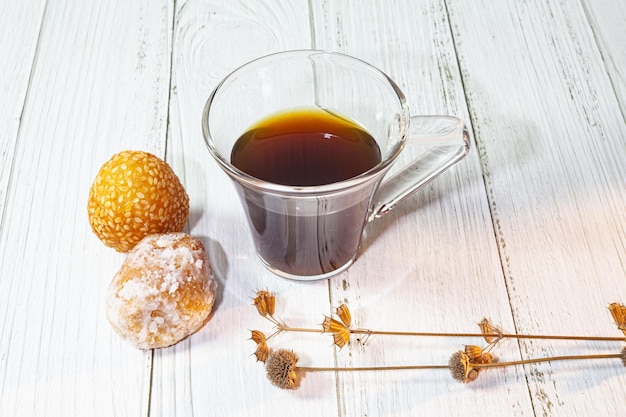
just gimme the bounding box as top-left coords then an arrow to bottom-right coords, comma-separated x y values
202,50 -> 470,281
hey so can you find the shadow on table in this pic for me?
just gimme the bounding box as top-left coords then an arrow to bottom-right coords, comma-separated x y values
198,235 -> 229,320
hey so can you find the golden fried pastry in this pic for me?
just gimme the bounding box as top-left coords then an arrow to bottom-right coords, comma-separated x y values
88,150 -> 189,252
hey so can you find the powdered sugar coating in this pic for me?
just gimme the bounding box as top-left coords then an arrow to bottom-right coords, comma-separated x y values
106,233 -> 217,349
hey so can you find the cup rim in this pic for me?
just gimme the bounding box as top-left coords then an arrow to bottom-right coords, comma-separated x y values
202,49 -> 409,195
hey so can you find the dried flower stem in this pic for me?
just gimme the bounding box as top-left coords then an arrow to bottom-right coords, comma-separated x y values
265,347 -> 626,389
296,364 -> 450,372
358,330 -> 624,342
264,348 -> 449,389
276,324 -> 624,342
474,353 -> 623,369
275,325 -> 320,334
297,353 -> 622,373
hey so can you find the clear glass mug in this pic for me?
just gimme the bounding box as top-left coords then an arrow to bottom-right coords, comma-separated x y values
202,50 -> 470,281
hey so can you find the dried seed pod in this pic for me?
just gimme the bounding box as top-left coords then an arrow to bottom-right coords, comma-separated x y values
478,317 -> 503,343
464,345 -> 484,363
253,295 -> 268,317
608,303 -> 626,336
249,330 -> 267,345
265,292 -> 276,316
480,352 -> 495,365
265,349 -> 299,389
332,327 -> 351,349
253,290 -> 276,318
322,316 -> 349,333
449,350 -> 478,383
335,303 -> 352,327
466,368 -> 480,382
254,342 -> 269,363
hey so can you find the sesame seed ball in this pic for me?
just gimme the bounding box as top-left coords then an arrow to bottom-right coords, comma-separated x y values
87,150 -> 189,252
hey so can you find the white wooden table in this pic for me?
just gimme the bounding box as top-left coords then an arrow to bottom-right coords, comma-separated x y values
1,1 -> 625,416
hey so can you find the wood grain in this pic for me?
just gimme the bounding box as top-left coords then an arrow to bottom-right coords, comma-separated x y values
310,1 -> 533,416
582,0 -> 626,116
151,0 -> 342,415
0,1 -> 45,233
0,1 -> 173,416
447,0 -> 626,415
1,0 -> 624,416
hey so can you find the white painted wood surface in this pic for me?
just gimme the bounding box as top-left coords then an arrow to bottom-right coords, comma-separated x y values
1,1 -> 624,416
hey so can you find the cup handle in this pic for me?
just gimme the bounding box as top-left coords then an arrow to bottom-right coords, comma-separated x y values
368,115 -> 470,222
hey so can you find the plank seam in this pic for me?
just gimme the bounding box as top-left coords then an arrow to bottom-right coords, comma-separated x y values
0,0 -> 48,234
579,0 -> 626,124
441,1 -> 538,414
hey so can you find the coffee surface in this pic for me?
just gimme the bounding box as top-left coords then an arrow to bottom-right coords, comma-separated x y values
230,108 -> 381,186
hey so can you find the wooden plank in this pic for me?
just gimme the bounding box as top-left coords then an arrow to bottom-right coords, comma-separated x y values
0,1 -> 173,416
151,1 -> 341,415
447,0 -> 626,415
582,0 -> 626,115
310,1 -> 533,416
0,0 -> 45,235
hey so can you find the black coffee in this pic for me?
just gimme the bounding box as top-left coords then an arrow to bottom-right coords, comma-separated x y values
230,108 -> 381,186
230,108 -> 382,276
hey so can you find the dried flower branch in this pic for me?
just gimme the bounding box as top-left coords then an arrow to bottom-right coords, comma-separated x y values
251,291 -> 626,389
265,347 -> 626,389
253,293 -> 625,347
